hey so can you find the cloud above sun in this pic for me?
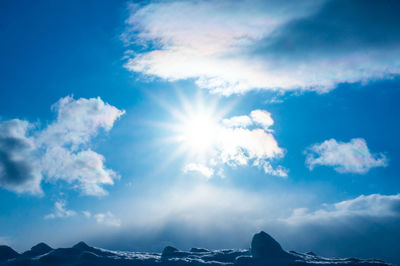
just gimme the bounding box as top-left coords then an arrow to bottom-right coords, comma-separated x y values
0,96 -> 124,196
123,0 -> 400,95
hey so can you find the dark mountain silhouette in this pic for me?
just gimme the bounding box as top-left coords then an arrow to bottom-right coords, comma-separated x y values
0,231 -> 392,265
22,242 -> 53,257
0,246 -> 19,261
72,241 -> 91,251
251,231 -> 292,259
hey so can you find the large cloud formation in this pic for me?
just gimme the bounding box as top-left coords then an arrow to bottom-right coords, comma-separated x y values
0,96 -> 125,196
123,0 -> 400,95
305,138 -> 387,174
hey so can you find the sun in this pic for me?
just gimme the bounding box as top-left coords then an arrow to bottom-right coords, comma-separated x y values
178,112 -> 219,153
156,91 -> 232,162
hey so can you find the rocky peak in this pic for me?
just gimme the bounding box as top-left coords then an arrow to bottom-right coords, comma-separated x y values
250,231 -> 290,259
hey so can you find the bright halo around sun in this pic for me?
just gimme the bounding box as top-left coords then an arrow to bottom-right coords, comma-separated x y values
178,112 -> 219,153
161,92 -> 231,161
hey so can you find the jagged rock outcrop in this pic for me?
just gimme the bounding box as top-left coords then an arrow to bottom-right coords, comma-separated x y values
250,231 -> 292,259
161,246 -> 189,258
161,246 -> 179,257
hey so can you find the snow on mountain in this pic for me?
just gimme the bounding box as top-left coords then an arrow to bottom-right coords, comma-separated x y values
0,231 -> 392,265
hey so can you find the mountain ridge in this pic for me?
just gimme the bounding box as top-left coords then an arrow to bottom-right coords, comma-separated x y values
0,231 -> 393,265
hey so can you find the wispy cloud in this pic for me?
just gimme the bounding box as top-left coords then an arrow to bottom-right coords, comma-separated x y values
305,138 -> 387,174
94,212 -> 121,227
284,193 -> 400,225
0,96 -> 125,196
183,163 -> 214,179
120,184 -> 276,231
45,203 -> 121,227
262,162 -> 288,178
45,200 -> 76,219
123,0 -> 400,95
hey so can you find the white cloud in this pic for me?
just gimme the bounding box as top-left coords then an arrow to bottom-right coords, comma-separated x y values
41,148 -> 118,196
37,96 -> 124,148
45,204 -> 120,227
123,1 -> 323,95
221,110 -> 273,130
262,162 -> 288,178
45,200 -> 76,219
94,211 -> 121,227
218,127 -> 283,166
217,111 -> 283,168
123,0 -> 400,95
182,109 -> 286,178
305,138 -> 387,174
222,115 -> 252,128
0,96 -> 124,196
250,110 -> 274,130
39,96 -> 124,196
183,163 -> 214,179
284,193 -> 400,225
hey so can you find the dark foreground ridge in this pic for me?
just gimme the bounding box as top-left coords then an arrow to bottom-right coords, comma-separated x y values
0,231 -> 392,266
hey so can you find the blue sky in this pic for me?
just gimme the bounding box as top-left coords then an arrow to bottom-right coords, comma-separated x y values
1,0 -> 400,264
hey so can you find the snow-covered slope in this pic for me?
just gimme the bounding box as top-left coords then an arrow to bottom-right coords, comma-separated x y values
0,231 -> 392,265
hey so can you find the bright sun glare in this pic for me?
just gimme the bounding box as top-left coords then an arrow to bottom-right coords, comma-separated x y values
160,92 -> 231,161
180,113 -> 218,152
